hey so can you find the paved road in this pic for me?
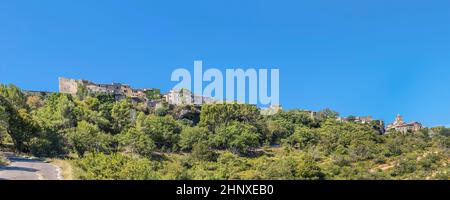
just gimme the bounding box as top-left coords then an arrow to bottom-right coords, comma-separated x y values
0,152 -> 62,180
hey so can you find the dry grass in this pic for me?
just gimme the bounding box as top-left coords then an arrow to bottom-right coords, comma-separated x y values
0,152 -> 10,166
51,159 -> 74,180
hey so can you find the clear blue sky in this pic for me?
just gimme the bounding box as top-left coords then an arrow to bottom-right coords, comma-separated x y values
1,0 -> 450,127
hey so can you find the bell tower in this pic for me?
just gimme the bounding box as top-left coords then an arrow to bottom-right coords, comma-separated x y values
393,114 -> 404,125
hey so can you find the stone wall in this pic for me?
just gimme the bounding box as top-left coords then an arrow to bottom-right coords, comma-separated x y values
59,77 -> 79,95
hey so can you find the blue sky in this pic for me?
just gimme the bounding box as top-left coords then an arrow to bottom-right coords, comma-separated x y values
1,0 -> 450,127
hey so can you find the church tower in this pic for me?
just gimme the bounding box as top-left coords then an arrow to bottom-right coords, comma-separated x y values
393,114 -> 405,126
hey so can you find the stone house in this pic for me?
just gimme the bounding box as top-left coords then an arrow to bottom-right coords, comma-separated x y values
386,114 -> 423,133
59,77 -> 158,103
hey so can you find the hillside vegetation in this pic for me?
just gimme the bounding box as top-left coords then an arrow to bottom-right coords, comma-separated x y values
0,153 -> 8,166
0,84 -> 448,180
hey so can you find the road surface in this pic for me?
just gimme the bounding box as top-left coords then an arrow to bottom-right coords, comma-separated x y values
0,152 -> 62,180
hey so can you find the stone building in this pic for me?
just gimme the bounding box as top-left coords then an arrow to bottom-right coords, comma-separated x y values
337,116 -> 374,124
163,89 -> 217,106
59,77 -> 159,102
337,115 -> 385,134
59,77 -> 220,107
386,114 -> 423,133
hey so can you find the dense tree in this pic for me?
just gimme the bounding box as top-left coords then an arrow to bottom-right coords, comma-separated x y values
111,99 -> 133,133
0,104 -> 9,145
431,126 -> 450,137
276,110 -> 317,128
154,105 -> 169,117
66,121 -> 114,157
199,104 -> 260,132
74,153 -> 159,180
76,83 -> 89,100
118,127 -> 155,157
0,84 -> 28,110
34,93 -> 78,131
179,126 -> 209,151
27,93 -> 80,156
287,127 -> 320,149
0,94 -> 36,151
317,108 -> 339,120
210,121 -> 260,155
296,155 -> 325,180
264,119 -> 291,145
95,93 -> 116,132
190,142 -> 217,162
75,96 -> 110,132
1,84 -> 448,180
141,115 -> 182,151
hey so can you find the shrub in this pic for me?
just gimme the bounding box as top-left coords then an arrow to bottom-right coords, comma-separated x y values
67,121 -> 115,157
118,128 -> 155,157
74,153 -> 159,180
190,142 -> 217,162
179,126 -> 210,151
210,122 -> 260,155
296,155 -> 326,180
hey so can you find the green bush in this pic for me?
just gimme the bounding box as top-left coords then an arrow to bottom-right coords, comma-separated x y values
67,121 -> 115,157
74,153 -> 160,180
179,126 -> 209,151
141,115 -> 182,151
210,121 -> 260,155
190,142 -> 218,162
118,127 -> 155,157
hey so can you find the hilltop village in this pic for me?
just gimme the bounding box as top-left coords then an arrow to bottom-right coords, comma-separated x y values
30,77 -> 424,135
3,77 -> 447,181
58,77 -> 216,107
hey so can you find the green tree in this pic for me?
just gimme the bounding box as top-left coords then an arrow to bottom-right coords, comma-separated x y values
277,110 -> 317,128
142,115 -> 182,151
0,105 -> 9,145
29,93 -> 79,156
76,83 -> 89,100
95,93 -> 116,133
75,153 -> 159,180
118,127 -> 155,157
296,155 -> 325,180
199,103 -> 260,132
154,105 -> 169,117
34,93 -> 78,131
317,120 -> 381,155
75,96 -> 111,132
264,119 -> 291,144
190,141 -> 217,162
0,84 -> 28,110
287,127 -> 320,149
215,152 -> 249,179
264,110 -> 318,143
0,94 -> 37,151
179,126 -> 209,151
67,121 -> 114,157
317,108 -> 339,120
111,99 -> 133,133
210,121 -> 261,155
143,89 -> 161,100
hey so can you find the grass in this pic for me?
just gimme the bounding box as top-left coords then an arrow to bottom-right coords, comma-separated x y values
0,153 -> 9,166
51,159 -> 75,180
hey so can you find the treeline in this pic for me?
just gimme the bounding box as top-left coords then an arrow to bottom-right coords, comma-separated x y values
0,84 -> 449,180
